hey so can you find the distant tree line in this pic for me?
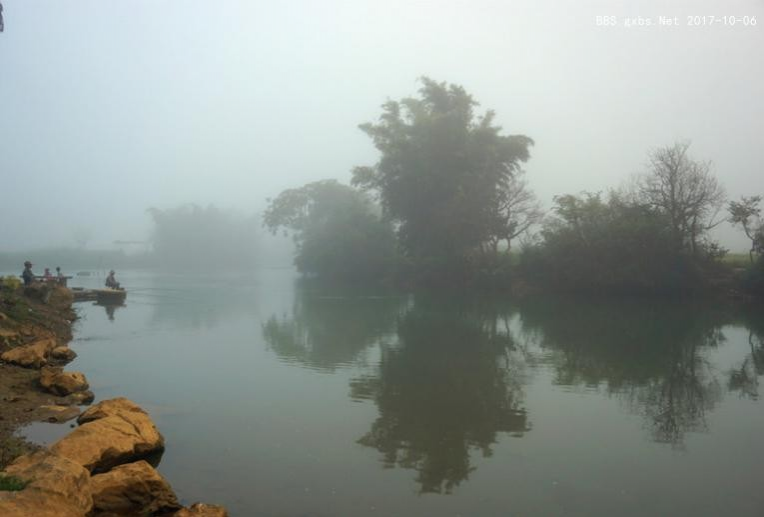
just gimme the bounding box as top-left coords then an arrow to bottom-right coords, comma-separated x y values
147,204 -> 258,270
265,78 -> 763,296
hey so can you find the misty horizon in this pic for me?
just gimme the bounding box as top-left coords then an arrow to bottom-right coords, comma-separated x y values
1,0 -> 762,252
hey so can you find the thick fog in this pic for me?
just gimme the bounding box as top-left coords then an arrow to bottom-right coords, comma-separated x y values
1,0 -> 762,252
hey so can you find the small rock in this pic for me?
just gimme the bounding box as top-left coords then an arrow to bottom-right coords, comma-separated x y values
0,328 -> 18,339
50,346 -> 77,362
38,405 -> 80,423
174,503 -> 230,517
1,339 -> 56,369
90,460 -> 181,515
39,366 -> 89,396
72,390 -> 95,405
59,390 -> 95,406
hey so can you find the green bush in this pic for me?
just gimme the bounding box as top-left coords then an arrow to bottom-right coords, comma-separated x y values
0,276 -> 21,291
519,192 -> 711,294
0,474 -> 28,491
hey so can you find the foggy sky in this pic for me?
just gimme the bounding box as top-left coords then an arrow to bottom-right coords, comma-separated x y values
1,0 -> 762,252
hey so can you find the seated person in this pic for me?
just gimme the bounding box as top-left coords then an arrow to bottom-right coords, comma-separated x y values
105,270 -> 121,289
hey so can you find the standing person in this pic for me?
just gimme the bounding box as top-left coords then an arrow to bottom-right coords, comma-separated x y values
22,261 -> 35,286
43,268 -> 53,279
105,270 -> 121,289
55,266 -> 67,286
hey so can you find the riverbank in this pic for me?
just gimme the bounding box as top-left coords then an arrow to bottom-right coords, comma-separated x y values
0,283 -> 228,516
0,283 -> 80,467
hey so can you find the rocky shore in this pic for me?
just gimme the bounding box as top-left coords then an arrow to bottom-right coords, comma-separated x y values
0,284 -> 228,516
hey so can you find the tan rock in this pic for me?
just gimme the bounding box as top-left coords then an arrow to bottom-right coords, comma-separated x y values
0,450 -> 93,517
38,404 -> 80,423
39,366 -> 89,395
174,502 -> 230,517
63,390 -> 95,406
77,397 -> 149,424
0,328 -> 17,339
52,398 -> 164,472
1,338 -> 56,368
90,460 -> 180,515
51,346 -> 77,362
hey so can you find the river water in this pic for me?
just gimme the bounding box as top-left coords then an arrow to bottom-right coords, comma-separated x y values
45,270 -> 764,516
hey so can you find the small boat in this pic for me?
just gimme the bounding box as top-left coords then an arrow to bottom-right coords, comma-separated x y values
71,288 -> 98,302
94,288 -> 127,304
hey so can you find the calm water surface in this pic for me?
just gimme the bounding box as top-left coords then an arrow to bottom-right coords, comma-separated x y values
58,270 -> 764,516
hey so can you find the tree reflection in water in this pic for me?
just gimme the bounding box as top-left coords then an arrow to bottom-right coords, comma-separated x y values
517,297 -> 727,447
262,283 -> 407,372
727,307 -> 764,400
351,297 -> 530,494
263,285 -> 764,493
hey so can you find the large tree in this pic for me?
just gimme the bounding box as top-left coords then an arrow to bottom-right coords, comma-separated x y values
352,78 -> 534,272
263,180 -> 397,280
486,169 -> 543,254
637,142 -> 725,255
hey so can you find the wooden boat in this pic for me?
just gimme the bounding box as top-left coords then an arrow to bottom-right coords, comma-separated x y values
72,288 -> 127,303
71,288 -> 97,302
94,288 -> 127,304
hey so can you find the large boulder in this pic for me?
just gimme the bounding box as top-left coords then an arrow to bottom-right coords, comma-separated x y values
1,338 -> 56,368
90,460 -> 181,515
51,398 -> 164,473
174,502 -> 230,517
39,366 -> 89,395
0,450 -> 93,517
77,398 -> 151,425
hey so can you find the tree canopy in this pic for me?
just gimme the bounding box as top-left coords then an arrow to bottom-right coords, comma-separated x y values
521,191 -> 706,293
263,180 -> 397,280
352,77 -> 534,274
637,142 -> 725,256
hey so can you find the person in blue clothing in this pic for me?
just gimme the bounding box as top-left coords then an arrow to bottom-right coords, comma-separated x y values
22,261 -> 35,286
